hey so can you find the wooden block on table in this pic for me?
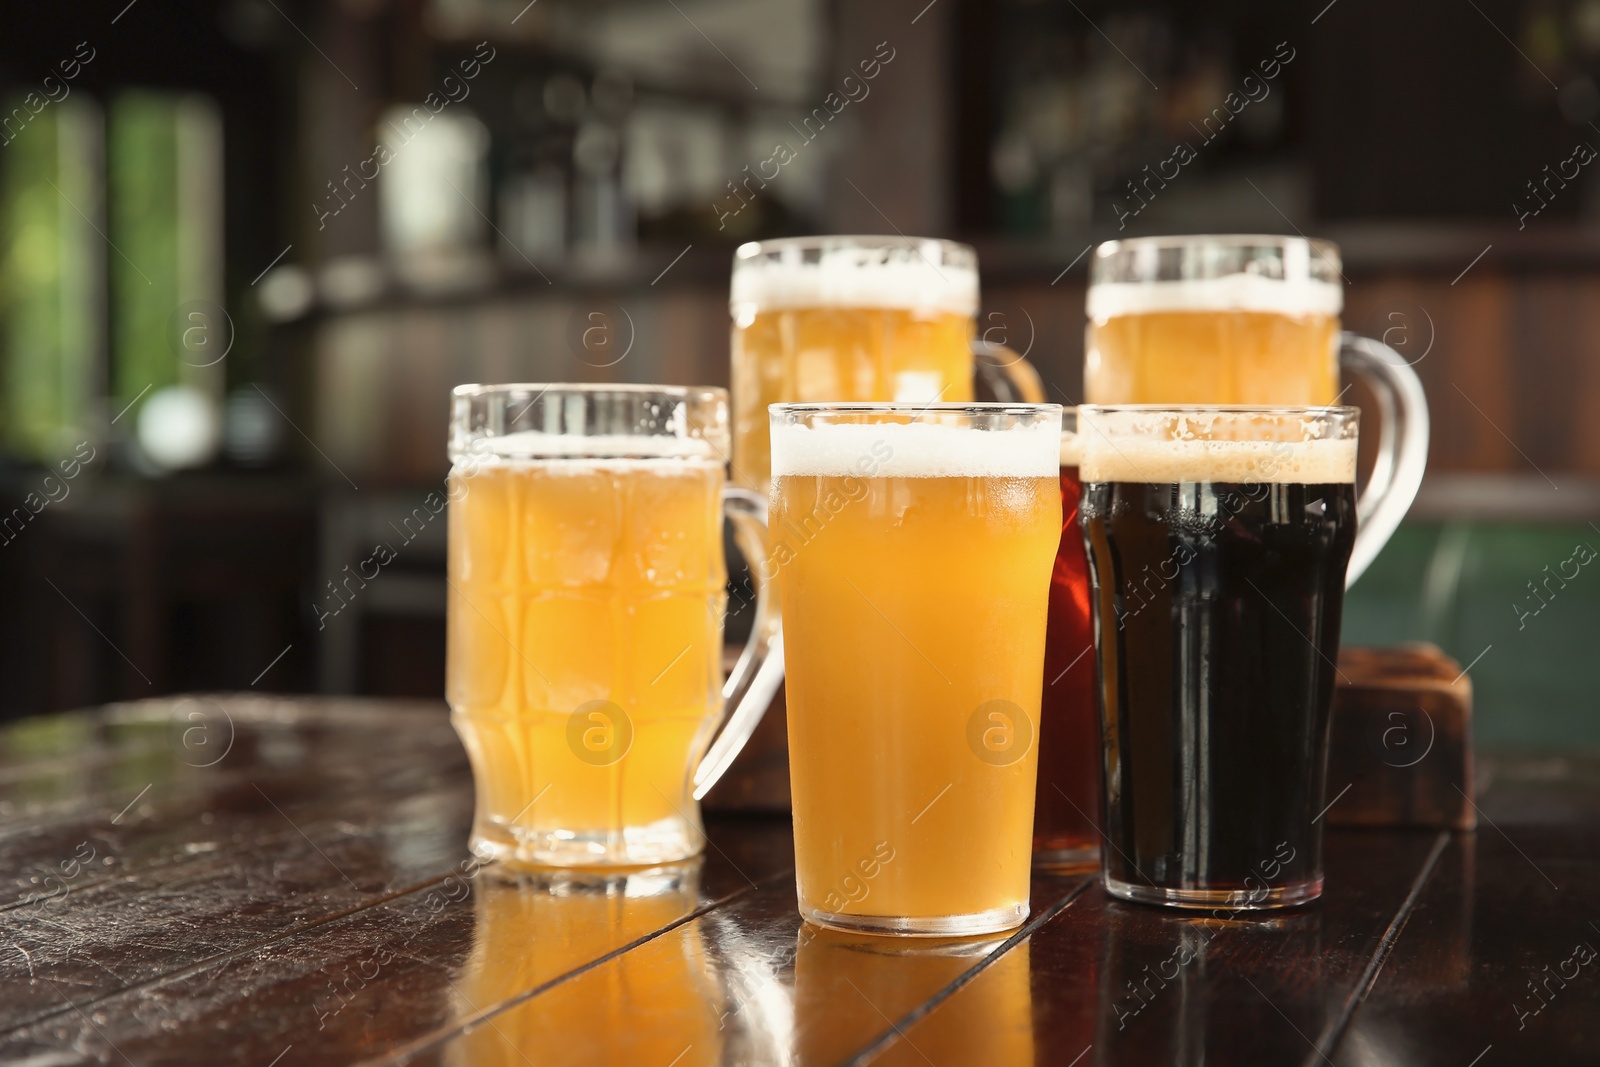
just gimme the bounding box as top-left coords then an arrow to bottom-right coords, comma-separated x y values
1326,642 -> 1476,830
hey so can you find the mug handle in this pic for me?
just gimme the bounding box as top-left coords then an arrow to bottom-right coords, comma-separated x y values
692,487 -> 784,800
973,340 -> 1048,403
1339,331 -> 1430,587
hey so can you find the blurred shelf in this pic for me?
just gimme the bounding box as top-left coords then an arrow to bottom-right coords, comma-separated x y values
259,245 -> 739,324
262,222 -> 1600,326
1410,473 -> 1600,523
971,222 -> 1600,286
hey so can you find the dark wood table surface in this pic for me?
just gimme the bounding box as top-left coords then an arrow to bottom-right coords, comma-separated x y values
3,696 -> 1598,1066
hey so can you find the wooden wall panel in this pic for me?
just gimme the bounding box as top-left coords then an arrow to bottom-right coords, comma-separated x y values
1511,277 -> 1588,476
981,280 -> 1088,404
310,291 -> 731,484
1348,274 -> 1518,475
1573,284 -> 1600,473
655,289 -> 730,391
305,270 -> 1600,484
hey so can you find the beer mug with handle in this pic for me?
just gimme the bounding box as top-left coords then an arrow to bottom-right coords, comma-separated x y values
730,235 -> 1044,497
446,384 -> 782,866
1086,234 -> 1428,584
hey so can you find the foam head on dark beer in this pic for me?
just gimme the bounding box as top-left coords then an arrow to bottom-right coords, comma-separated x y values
1077,412 -> 1356,485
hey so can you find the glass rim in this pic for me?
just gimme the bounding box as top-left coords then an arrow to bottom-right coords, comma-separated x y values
1087,234 -> 1343,316
449,382 -> 729,462
1078,404 -> 1358,418
452,382 -> 727,403
1092,233 -> 1341,261
771,401 -> 1062,417
734,234 -> 975,262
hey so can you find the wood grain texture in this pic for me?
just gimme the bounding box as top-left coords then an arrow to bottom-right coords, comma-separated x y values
1,695 -> 1596,1065
1334,754 -> 1600,1066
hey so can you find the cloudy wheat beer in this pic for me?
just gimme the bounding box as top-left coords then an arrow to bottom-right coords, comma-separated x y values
1086,236 -> 1342,405
770,404 -> 1061,935
732,237 -> 1042,495
1079,406 -> 1358,908
447,385 -> 778,867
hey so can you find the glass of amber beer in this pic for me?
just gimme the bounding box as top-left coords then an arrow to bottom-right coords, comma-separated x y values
1032,413 -> 1101,871
1079,405 -> 1361,908
447,384 -> 780,867
770,402 -> 1061,935
1086,235 -> 1427,583
731,235 -> 1043,495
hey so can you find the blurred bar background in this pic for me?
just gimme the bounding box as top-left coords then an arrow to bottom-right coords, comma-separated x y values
0,0 -> 1596,745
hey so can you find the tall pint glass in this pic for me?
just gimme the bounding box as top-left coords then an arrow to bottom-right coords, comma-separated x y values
447,385 -> 779,866
1032,413 -> 1101,871
1086,235 -> 1427,583
731,236 -> 1043,495
1079,406 -> 1361,908
771,402 -> 1061,935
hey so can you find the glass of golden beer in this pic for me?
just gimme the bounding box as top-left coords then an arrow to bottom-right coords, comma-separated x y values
770,402 -> 1062,935
731,235 -> 1044,495
447,384 -> 781,867
1086,234 -> 1428,583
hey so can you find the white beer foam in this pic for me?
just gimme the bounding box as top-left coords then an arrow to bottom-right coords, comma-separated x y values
469,431 -> 721,461
771,420 -> 1058,479
1059,430 -> 1082,468
1087,276 -> 1342,319
731,249 -> 978,316
1080,437 -> 1357,484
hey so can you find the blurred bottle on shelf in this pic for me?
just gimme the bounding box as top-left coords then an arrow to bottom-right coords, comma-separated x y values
497,167 -> 566,265
378,106 -> 492,290
572,70 -> 636,266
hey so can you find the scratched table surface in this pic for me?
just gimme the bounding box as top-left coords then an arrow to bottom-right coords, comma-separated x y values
2,696 -> 1598,1067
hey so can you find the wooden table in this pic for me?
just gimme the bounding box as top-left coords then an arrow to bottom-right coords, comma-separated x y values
3,696 -> 1598,1066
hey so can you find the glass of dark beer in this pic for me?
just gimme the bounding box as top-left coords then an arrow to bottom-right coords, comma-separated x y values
1033,413 -> 1102,871
1078,405 -> 1360,909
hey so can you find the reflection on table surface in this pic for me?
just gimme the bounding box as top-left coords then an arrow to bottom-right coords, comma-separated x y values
3,700 -> 1595,1067
821,934 -> 1035,1067
438,863 -> 1041,1067
446,863 -> 724,1067
1093,909 -> 1325,1064
790,927 -> 1032,1066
